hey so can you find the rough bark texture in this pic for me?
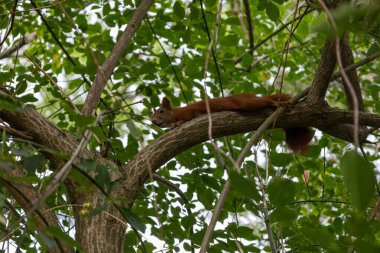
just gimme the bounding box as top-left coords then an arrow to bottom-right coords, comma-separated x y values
307,40 -> 337,104
340,35 -> 364,110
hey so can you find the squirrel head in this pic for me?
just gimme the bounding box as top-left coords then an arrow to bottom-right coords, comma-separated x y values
151,97 -> 175,128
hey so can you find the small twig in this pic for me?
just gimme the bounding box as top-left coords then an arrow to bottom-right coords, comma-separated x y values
235,9 -> 313,63
330,51 -> 380,81
0,0 -> 19,48
145,16 -> 187,103
199,0 -> 224,95
153,174 -> 195,253
200,4 -> 230,251
233,0 -> 248,40
0,33 -> 36,60
0,1 -> 63,17
277,0 -> 301,94
203,0 -> 224,142
254,162 -> 277,253
0,124 -> 33,140
243,0 -> 254,50
369,196 -> 380,222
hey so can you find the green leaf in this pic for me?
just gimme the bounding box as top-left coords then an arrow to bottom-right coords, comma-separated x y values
19,93 -> 38,103
344,214 -> 371,237
76,15 -> 88,32
15,80 -> 27,94
0,93 -> 23,112
367,42 -> 380,56
181,215 -> 196,230
73,114 -> 96,129
45,226 -> 83,250
270,206 -> 298,223
126,120 -> 142,142
173,1 -> 185,19
271,152 -> 292,167
95,164 -> 112,193
341,150 -> 375,211
266,2 -> 280,21
24,154 -> 45,174
267,178 -> 296,206
229,171 -> 261,201
88,204 -> 108,217
301,226 -> 334,246
119,207 -> 146,232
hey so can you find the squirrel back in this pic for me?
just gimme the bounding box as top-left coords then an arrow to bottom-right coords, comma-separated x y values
151,93 -> 312,153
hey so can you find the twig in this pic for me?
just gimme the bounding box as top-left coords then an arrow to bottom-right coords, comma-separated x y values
243,0 -> 254,50
369,196 -> 380,222
145,16 -> 187,103
30,0 -> 76,66
203,0 -> 224,142
153,174 -> 195,253
199,0 -> 224,95
235,9 -> 313,64
277,0 -> 301,94
254,162 -> 277,253
200,2 -> 230,251
233,0 -> 248,40
0,33 -> 36,60
0,0 -> 19,48
0,124 -> 33,140
330,51 -> 380,81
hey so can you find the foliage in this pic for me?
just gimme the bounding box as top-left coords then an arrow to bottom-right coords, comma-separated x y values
0,0 -> 380,252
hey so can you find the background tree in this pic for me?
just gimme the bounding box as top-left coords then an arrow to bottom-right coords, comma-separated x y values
0,0 -> 380,252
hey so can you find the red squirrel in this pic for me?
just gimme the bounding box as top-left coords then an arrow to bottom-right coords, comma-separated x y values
151,93 -> 313,152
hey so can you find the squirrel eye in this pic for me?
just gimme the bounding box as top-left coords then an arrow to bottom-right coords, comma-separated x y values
159,109 -> 165,113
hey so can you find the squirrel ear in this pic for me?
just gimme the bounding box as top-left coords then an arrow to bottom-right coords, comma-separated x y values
161,97 -> 171,109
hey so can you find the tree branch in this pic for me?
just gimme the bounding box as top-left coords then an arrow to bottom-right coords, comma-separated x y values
340,35 -> 363,110
0,33 -> 36,60
306,39 -> 336,104
81,0 -> 155,116
122,104 -> 380,202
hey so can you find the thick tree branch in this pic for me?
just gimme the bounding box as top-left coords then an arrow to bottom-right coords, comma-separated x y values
307,40 -> 336,104
122,104 -> 380,201
340,35 -> 363,110
81,0 -> 155,116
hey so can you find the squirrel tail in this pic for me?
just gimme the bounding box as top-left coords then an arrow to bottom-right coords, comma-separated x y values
283,127 -> 314,153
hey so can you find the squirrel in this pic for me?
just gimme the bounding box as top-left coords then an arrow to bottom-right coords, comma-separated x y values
151,93 -> 313,153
